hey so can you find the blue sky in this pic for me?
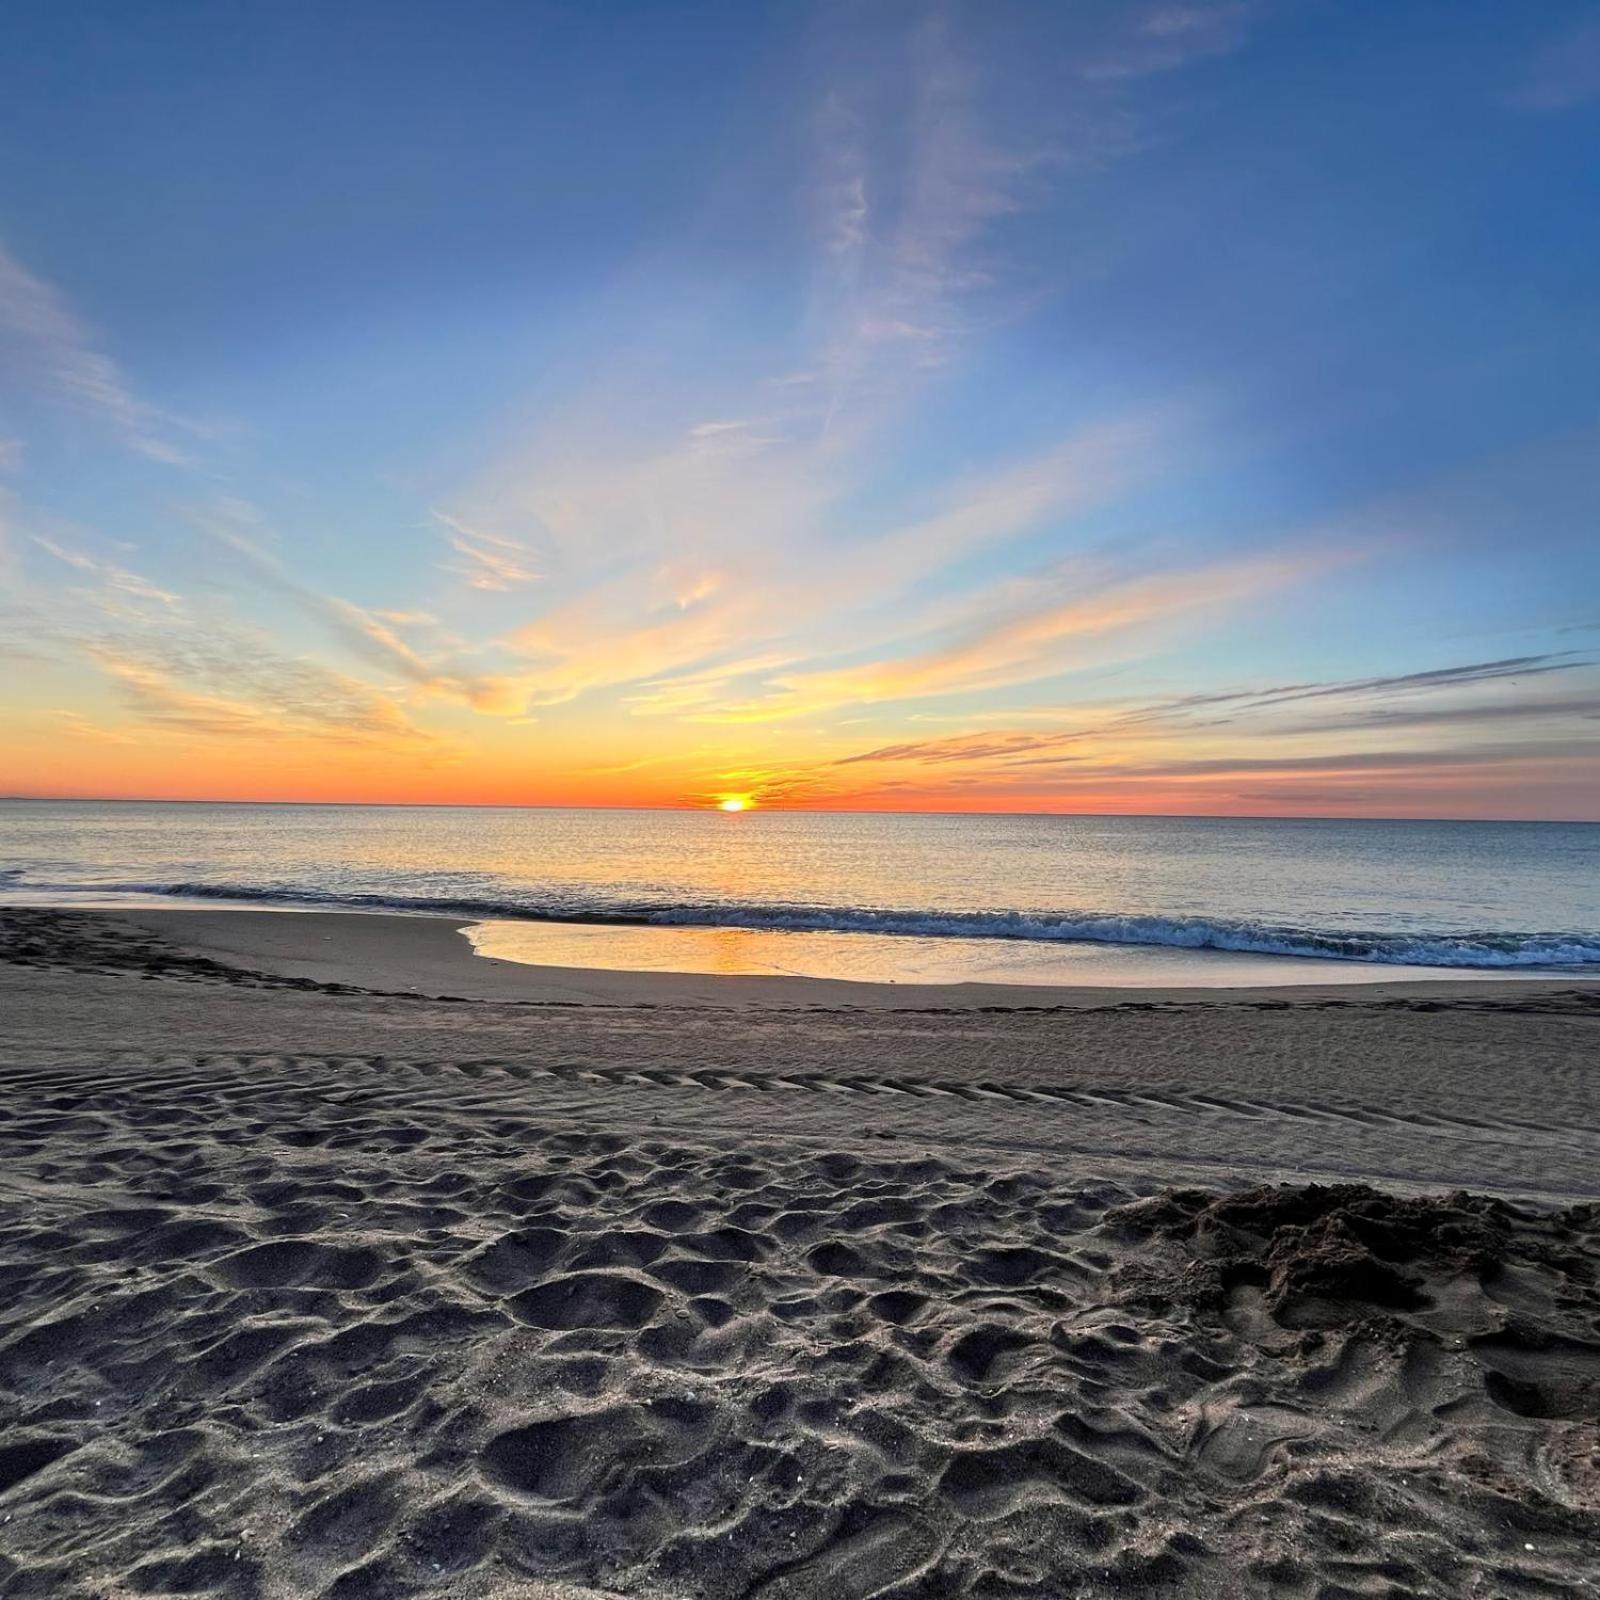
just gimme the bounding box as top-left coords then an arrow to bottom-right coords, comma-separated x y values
1,1 -> 1597,815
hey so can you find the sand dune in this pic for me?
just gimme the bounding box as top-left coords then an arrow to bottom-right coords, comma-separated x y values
0,910 -> 1597,1597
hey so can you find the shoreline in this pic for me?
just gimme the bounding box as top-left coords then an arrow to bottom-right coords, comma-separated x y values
66,904 -> 1600,1009
6,903 -> 1597,1204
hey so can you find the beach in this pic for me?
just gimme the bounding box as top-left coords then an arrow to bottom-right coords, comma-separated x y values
9,0 -> 1600,1591
1,905 -> 1597,1598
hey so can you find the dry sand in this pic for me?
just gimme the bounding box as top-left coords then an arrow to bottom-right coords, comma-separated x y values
0,907 -> 1597,1598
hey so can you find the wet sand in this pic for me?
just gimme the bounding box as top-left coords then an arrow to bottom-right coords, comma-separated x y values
0,907 -> 1597,1598
96,904 -> 1600,1009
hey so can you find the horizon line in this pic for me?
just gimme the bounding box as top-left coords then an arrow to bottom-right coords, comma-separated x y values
2,795 -> 1596,827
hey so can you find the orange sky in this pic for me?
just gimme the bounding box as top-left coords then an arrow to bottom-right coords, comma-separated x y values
7,708 -> 1597,821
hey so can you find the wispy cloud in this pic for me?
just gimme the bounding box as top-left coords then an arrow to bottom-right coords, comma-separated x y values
807,9 -> 1064,423
12,603 -> 445,755
0,243 -> 185,464
189,499 -> 537,714
495,414 -> 1163,717
843,653 -> 1596,752
435,511 -> 541,591
440,0 -> 1296,740
6,504 -> 451,754
30,532 -> 180,608
838,728 -> 1090,766
816,649 -> 1600,817
49,709 -> 137,747
84,634 -> 441,748
722,545 -> 1335,721
9,4 -> 1589,820
1107,742 -> 1600,780
446,10 -> 1133,724
1115,654 -> 1595,730
1081,2 -> 1257,82
1291,691 -> 1600,736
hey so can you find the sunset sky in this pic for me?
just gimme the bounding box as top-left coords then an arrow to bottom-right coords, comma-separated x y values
2,1 -> 1597,818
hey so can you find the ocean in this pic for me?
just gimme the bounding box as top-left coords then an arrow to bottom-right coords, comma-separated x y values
3,801 -> 1598,986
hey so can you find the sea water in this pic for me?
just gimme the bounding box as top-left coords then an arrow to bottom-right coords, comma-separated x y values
2,801 -> 1597,986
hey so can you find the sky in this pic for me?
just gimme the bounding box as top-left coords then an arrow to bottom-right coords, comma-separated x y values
1,1 -> 1597,819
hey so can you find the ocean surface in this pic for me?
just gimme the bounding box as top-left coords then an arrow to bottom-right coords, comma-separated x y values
3,801 -> 1598,986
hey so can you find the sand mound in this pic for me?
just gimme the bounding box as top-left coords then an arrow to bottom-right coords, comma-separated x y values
1112,1183 -> 1600,1418
1114,1183 -> 1519,1319
1,1049 -> 1598,1598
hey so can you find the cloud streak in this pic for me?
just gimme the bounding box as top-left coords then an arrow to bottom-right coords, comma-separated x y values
189,499 -> 538,714
436,512 -> 541,591
0,243 -> 184,464
5,509 -> 449,755
491,416 -> 1159,715
30,533 -> 180,608
85,634 -> 442,748
725,545 -> 1335,721
791,647 -> 1600,819
1081,2 -> 1257,82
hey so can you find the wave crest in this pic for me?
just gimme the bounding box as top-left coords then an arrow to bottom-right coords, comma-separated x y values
3,874 -> 1598,970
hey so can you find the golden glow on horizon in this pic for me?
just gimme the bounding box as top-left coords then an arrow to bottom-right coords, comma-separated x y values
717,795 -> 753,812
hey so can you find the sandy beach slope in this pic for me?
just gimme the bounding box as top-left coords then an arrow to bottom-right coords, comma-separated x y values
0,908 -> 1597,1598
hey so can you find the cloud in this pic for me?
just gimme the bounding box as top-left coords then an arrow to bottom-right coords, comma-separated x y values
838,728 -> 1088,766
49,709 -> 137,747
1290,692 -> 1600,735
5,504 -> 451,753
725,545 -> 1334,721
685,419 -> 786,456
188,499 -> 537,714
30,532 -> 180,608
818,651 -> 1600,814
828,738 -> 1600,812
624,652 -> 812,716
495,416 -> 1160,716
439,0 -> 1325,740
1081,2 -> 1257,81
0,243 -> 185,464
1123,743 -> 1598,779
1102,653 -> 1595,731
446,7 -> 1256,729
682,763 -> 844,811
13,595 -> 447,752
806,9 -> 1065,419
84,632 -> 443,749
435,511 -> 541,591
1222,653 -> 1590,710
463,5 -> 1094,693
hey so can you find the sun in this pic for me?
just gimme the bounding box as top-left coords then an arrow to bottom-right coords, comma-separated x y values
716,795 -> 753,812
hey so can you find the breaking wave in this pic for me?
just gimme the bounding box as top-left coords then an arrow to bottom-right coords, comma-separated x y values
3,873 -> 1598,970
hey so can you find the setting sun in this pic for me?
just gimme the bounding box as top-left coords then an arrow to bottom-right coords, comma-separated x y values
717,796 -> 752,813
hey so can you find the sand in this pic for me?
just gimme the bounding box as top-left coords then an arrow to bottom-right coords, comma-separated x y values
0,907 -> 1597,1598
